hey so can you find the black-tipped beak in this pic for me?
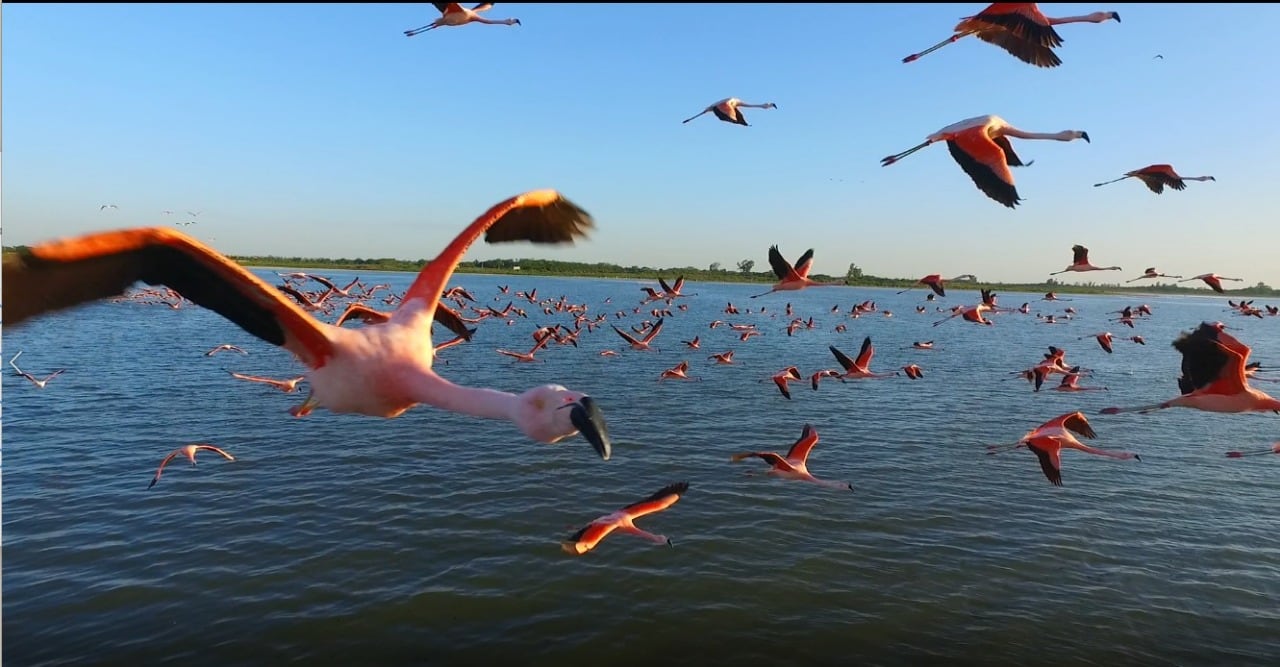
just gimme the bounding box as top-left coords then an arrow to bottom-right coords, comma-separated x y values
1081,132 -> 1091,143
570,396 -> 612,461
1112,12 -> 1121,23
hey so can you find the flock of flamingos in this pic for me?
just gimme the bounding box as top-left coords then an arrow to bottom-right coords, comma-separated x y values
5,3 -> 1279,556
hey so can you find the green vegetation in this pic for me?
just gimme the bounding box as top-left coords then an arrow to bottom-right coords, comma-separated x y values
4,247 -> 1276,297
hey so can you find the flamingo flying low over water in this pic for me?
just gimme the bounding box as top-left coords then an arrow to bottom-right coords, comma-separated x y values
988,411 -> 1139,486
149,444 -> 236,489
896,273 -> 976,298
1126,267 -> 1182,282
404,3 -> 520,37
751,245 -> 842,298
901,3 -> 1121,68
3,190 -> 614,461
731,424 -> 853,492
562,482 -> 688,555
1101,322 -> 1280,416
1093,164 -> 1215,194
682,98 -> 777,127
8,351 -> 67,389
1225,442 -> 1280,458
1049,245 -> 1122,275
1177,273 -> 1244,294
881,115 -> 1089,209
227,371 -> 307,393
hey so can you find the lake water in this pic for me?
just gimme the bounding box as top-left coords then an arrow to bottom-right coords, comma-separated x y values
3,271 -> 1278,666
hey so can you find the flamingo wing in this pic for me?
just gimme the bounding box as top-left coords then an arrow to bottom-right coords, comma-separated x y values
642,318 -> 665,344
731,451 -> 790,470
793,249 -> 815,279
1058,411 -> 1097,440
1071,245 -> 1089,265
471,2 -> 494,11
1173,324 -> 1235,394
2,228 -> 335,369
772,375 -> 793,399
563,519 -> 622,554
828,344 -> 858,373
947,131 -> 1020,208
992,136 -> 1032,167
853,336 -> 875,370
785,424 -> 820,464
193,444 -> 236,461
611,324 -> 642,346
620,481 -> 688,519
965,3 -> 1064,49
658,277 -> 674,294
1026,438 -> 1064,486
971,27 -> 1062,68
434,3 -> 462,15
711,105 -> 746,125
766,245 -> 797,281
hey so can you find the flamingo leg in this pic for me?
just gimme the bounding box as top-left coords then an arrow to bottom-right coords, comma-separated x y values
902,31 -> 973,63
1093,175 -> 1133,187
881,140 -> 934,166
621,526 -> 671,546
1099,402 -> 1170,415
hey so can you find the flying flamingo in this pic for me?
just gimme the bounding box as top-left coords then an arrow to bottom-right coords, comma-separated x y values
496,330 -> 554,363
2,189 -> 614,460
751,246 -> 842,298
881,115 -> 1089,209
682,336 -> 701,350
1054,370 -> 1106,392
911,341 -> 936,350
1126,267 -> 1182,282
1177,273 -> 1244,294
611,318 -> 664,351
404,3 -> 520,37
227,371 -> 307,393
1225,442 -> 1280,458
731,424 -> 853,492
896,273 -> 975,298
810,369 -> 844,391
8,351 -> 67,389
658,361 -> 698,382
1049,245 -> 1122,275
1081,331 -> 1115,354
682,98 -> 777,127
148,444 -> 236,489
1093,164 -> 1215,194
708,350 -> 735,365
561,482 -> 688,555
988,411 -> 1139,486
205,344 -> 248,357
902,364 -> 924,380
828,338 -> 897,379
901,3 -> 1121,68
1101,322 -> 1280,416
767,366 -> 804,399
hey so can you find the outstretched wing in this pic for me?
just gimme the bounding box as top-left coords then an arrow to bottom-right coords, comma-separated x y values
621,481 -> 689,518
947,135 -> 1021,209
785,424 -> 820,463
1026,439 -> 1064,486
766,245 -> 796,281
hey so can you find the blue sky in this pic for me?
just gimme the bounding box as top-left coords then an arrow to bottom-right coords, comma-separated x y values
5,4 -> 1278,287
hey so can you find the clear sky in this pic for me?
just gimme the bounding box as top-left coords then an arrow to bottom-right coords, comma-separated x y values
4,4 -> 1278,288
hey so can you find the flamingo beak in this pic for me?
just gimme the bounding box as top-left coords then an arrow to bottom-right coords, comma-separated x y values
1081,132 -> 1091,143
569,396 -> 612,460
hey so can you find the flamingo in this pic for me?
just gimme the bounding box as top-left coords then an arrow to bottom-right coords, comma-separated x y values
1101,322 -> 1280,416
682,98 -> 777,127
404,3 -> 520,37
1177,273 -> 1244,294
902,364 -> 924,380
810,369 -> 844,391
896,273 -> 975,298
658,361 -> 698,382
1081,331 -> 1115,354
902,3 -> 1121,68
1126,267 -> 1183,282
149,444 -> 236,489
561,482 -> 688,555
1225,442 -> 1280,458
1054,369 -> 1106,392
751,245 -> 842,298
911,341 -> 936,350
829,338 -> 897,379
731,424 -> 853,492
205,344 -> 248,357
3,189 -> 614,460
1049,245 -> 1122,275
1093,164 -> 1215,194
611,318 -> 664,351
496,330 -> 554,363
682,336 -> 701,350
8,351 -> 67,389
881,115 -> 1089,209
768,366 -> 804,399
987,411 -> 1139,486
708,350 -> 735,365
227,371 -> 307,393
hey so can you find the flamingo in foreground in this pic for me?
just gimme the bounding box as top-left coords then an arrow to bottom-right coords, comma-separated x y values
1126,267 -> 1182,282
1225,442 -> 1280,458
731,424 -> 853,492
1049,245 -> 1122,275
751,245 -> 842,298
682,98 -> 777,126
404,3 -> 520,37
149,444 -> 236,489
3,189 -> 614,460
561,482 -> 688,555
1177,273 -> 1244,294
1101,322 -> 1280,416
881,115 -> 1089,209
1093,164 -> 1215,194
902,3 -> 1120,68
988,411 -> 1139,486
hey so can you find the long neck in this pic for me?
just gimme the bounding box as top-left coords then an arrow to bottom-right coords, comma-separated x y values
1185,176 -> 1215,182
410,372 -> 518,422
1002,127 -> 1077,141
1048,13 -> 1110,25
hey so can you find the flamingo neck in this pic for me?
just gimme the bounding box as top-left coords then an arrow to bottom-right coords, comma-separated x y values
1048,13 -> 1113,25
1185,176 -> 1215,182
410,372 -> 518,423
1002,128 -> 1080,141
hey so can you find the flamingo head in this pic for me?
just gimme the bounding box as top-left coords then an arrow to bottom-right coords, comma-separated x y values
765,103 -> 778,109
1105,11 -> 1121,23
1076,131 -> 1091,143
507,18 -> 521,26
521,385 -> 612,460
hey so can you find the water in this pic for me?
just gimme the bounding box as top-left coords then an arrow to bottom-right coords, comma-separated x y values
4,271 -> 1278,666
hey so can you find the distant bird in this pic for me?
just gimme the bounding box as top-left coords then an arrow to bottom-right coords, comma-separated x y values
8,351 -> 67,389
205,344 -> 248,357
902,364 -> 924,379
612,318 -> 664,351
769,366 -> 803,399
896,273 -> 976,297
404,3 -> 520,37
881,115 -> 1089,209
1153,54 -> 1164,59
1225,442 -> 1280,458
100,204 -> 118,211
988,411 -> 1138,486
752,245 -> 842,298
682,98 -> 777,126
902,3 -> 1121,68
1093,164 -> 1215,194
658,361 -> 698,382
561,482 -> 688,555
1126,267 -> 1182,282
3,189 -> 613,461
149,443 -> 236,489
829,338 -> 897,379
1177,273 -> 1243,294
227,371 -> 307,393
1101,322 -> 1280,415
1049,245 -> 1121,275
731,424 -> 853,492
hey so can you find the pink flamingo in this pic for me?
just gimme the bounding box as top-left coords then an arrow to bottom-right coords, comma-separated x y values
149,444 -> 236,489
1225,443 -> 1280,458
227,371 -> 307,393
682,98 -> 777,126
404,3 -> 520,37
731,424 -> 853,492
751,246 -> 843,298
611,318 -> 664,351
829,337 -> 897,379
1049,245 -> 1122,276
988,411 -> 1139,486
562,482 -> 688,555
